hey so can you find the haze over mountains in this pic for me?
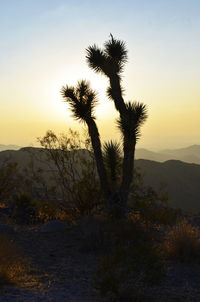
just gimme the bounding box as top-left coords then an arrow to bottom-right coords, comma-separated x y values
135,145 -> 200,165
1,146 -> 200,212
0,144 -> 21,151
2,144 -> 200,165
135,159 -> 200,212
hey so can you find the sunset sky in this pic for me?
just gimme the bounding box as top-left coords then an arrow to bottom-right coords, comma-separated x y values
0,0 -> 200,150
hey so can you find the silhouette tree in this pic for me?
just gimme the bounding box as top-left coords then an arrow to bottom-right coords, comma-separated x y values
103,140 -> 121,192
61,80 -> 110,200
62,35 -> 147,214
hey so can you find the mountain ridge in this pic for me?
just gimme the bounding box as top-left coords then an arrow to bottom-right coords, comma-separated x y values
1,147 -> 200,212
1,143 -> 200,164
136,144 -> 200,165
0,144 -> 21,151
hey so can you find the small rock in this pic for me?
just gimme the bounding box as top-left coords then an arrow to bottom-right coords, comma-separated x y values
40,220 -> 70,233
0,224 -> 14,233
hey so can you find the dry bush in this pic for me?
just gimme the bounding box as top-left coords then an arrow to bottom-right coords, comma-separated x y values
36,200 -> 78,224
0,160 -> 19,204
94,218 -> 165,301
163,219 -> 200,262
38,129 -> 102,216
37,201 -> 63,222
79,215 -> 108,252
130,171 -> 180,226
0,234 -> 27,286
80,215 -> 152,253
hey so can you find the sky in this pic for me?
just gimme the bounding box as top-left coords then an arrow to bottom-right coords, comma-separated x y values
0,0 -> 200,150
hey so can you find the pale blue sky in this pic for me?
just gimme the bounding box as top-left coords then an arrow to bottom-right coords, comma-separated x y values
0,0 -> 200,149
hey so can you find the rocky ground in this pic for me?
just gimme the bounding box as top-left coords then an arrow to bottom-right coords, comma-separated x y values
1,217 -> 200,301
0,221 -> 99,302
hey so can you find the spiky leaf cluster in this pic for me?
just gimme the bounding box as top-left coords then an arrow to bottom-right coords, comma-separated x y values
86,34 -> 128,76
117,102 -> 148,142
106,85 -> 125,104
104,34 -> 128,71
61,80 -> 98,122
103,140 -> 121,183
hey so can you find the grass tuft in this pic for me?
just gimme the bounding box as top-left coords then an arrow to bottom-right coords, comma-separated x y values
0,234 -> 27,286
163,219 -> 200,262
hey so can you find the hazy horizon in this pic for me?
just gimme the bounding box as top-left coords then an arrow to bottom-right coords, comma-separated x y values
1,0 -> 200,150
2,140 -> 200,153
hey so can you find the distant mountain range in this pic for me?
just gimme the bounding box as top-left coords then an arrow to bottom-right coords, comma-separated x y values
135,145 -> 200,165
0,144 -> 21,151
2,144 -> 200,164
1,146 -> 200,212
135,159 -> 200,212
1,144 -> 200,164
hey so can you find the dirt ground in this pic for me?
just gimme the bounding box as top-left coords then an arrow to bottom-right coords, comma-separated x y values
0,223 -> 99,302
1,220 -> 200,302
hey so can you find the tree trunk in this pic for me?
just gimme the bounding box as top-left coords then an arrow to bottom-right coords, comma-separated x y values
109,74 -> 126,114
120,139 -> 136,207
109,74 -> 136,209
86,118 -> 110,199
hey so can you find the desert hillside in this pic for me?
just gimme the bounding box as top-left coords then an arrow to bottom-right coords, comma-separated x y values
1,148 -> 200,212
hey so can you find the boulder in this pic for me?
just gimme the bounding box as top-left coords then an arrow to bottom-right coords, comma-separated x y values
40,220 -> 70,233
0,224 -> 14,233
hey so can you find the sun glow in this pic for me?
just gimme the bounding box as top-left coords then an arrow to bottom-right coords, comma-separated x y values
0,1 -> 200,148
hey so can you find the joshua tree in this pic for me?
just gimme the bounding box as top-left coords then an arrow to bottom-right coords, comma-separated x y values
103,140 -> 121,192
62,35 -> 147,213
61,80 -> 110,200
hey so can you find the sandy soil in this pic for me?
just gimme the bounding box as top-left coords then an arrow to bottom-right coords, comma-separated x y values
1,221 -> 200,302
0,224 -> 99,302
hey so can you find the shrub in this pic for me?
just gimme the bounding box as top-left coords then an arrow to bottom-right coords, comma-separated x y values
11,191 -> 37,224
36,200 -> 75,223
80,216 -> 148,253
93,218 -> 165,301
79,215 -> 109,252
0,234 -> 27,286
0,160 -> 19,204
163,219 -> 200,262
38,129 -> 102,216
129,171 -> 180,226
95,242 -> 165,301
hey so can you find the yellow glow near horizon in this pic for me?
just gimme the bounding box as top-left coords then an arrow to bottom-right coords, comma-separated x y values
1,65 -> 200,149
1,1 -> 200,149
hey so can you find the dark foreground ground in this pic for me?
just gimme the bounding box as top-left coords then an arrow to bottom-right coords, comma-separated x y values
1,220 -> 200,302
